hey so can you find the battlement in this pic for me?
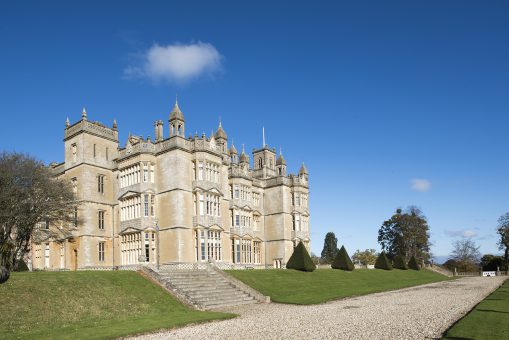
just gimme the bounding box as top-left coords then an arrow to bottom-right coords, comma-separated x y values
65,119 -> 118,142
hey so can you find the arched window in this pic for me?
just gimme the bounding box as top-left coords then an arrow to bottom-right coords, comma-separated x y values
258,158 -> 262,169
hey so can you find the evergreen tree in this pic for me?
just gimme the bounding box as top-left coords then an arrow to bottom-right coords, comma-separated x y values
375,251 -> 393,270
287,241 -> 316,272
408,255 -> 420,270
331,245 -> 354,271
321,232 -> 339,264
392,254 -> 407,270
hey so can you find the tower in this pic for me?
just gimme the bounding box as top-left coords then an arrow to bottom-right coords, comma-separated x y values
169,99 -> 185,137
252,127 -> 276,178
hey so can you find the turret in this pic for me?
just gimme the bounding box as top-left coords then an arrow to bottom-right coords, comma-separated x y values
276,148 -> 286,177
229,141 -> 238,163
215,122 -> 228,153
169,99 -> 185,137
299,162 -> 308,181
239,144 -> 250,164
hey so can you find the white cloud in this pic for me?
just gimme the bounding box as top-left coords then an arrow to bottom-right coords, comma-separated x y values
410,178 -> 431,192
124,41 -> 222,83
444,229 -> 478,238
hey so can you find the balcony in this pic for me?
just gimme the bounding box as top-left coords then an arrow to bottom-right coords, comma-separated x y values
192,180 -> 221,193
230,227 -> 263,239
192,215 -> 223,228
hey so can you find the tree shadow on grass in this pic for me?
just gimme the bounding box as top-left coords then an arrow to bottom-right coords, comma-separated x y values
477,309 -> 509,314
443,337 -> 474,340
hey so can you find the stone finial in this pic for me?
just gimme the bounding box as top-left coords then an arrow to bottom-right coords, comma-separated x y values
65,117 -> 70,128
82,107 -> 87,120
113,119 -> 117,130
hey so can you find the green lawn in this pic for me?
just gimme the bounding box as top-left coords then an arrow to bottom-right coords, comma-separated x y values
227,268 -> 450,304
443,279 -> 509,340
0,271 -> 234,340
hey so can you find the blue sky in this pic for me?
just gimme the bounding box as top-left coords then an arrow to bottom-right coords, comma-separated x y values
1,1 -> 508,260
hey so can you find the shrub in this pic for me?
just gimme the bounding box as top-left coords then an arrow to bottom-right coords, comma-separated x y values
0,266 -> 10,284
375,251 -> 393,270
392,254 -> 407,270
14,259 -> 29,272
286,241 -> 316,272
331,245 -> 354,271
408,256 -> 420,270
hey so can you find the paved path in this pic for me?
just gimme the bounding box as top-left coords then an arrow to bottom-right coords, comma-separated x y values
133,276 -> 506,340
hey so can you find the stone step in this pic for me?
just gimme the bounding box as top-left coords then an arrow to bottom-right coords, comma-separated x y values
165,278 -> 228,285
167,281 -> 233,289
196,297 -> 253,305
203,298 -> 258,309
160,274 -> 219,280
155,268 -> 261,310
192,295 -> 254,304
186,291 -> 250,300
159,271 -> 217,277
179,286 -> 238,294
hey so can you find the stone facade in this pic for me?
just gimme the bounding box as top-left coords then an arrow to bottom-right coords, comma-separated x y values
31,102 -> 310,270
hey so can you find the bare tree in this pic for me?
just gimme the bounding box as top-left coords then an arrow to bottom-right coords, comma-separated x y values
0,152 -> 77,283
450,238 -> 481,272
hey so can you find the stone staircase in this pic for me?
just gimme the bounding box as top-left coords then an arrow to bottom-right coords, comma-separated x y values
426,264 -> 454,277
141,266 -> 268,310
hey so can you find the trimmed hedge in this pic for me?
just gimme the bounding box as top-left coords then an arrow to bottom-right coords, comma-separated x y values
331,245 -> 354,271
393,254 -> 407,270
375,251 -> 393,270
408,256 -> 420,270
286,241 -> 316,272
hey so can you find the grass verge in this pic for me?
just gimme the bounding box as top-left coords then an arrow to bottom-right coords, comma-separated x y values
0,271 -> 234,339
442,278 -> 509,340
227,268 -> 450,304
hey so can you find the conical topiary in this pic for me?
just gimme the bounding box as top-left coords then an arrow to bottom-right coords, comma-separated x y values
408,256 -> 420,270
0,266 -> 10,284
286,241 -> 316,272
331,245 -> 354,271
375,251 -> 393,270
393,254 -> 407,270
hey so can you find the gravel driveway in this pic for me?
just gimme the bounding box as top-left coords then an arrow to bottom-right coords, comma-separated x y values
132,276 -> 506,340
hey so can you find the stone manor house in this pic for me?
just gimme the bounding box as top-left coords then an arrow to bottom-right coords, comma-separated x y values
31,101 -> 310,270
